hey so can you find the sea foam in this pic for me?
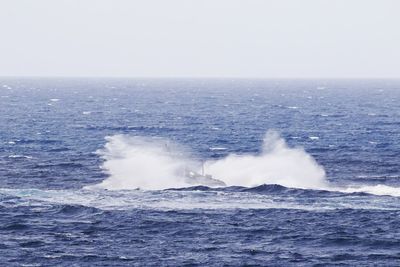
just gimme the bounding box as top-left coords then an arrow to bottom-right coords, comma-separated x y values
86,131 -> 400,198
205,131 -> 327,189
90,130 -> 328,190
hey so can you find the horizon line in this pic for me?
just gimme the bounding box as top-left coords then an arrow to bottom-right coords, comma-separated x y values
1,76 -> 400,80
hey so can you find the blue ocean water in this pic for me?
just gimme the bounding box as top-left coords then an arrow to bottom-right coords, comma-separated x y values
1,78 -> 400,266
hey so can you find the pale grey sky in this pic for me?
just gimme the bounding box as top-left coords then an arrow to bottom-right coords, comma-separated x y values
0,0 -> 399,78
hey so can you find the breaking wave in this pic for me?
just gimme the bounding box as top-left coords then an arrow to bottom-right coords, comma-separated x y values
87,130 -> 328,190
205,131 -> 327,189
84,130 -> 400,198
87,135 -> 193,190
339,184 -> 400,197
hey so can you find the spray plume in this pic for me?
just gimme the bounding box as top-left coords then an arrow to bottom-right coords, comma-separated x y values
89,130 -> 328,190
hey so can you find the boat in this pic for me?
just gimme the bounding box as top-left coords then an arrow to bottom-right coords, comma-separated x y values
183,162 -> 226,187
163,142 -> 226,187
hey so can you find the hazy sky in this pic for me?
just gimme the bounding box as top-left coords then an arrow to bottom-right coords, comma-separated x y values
1,0 -> 399,78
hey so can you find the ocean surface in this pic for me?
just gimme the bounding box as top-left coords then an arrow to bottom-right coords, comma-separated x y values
1,78 -> 400,266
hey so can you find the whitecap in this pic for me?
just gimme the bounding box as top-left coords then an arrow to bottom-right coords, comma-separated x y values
88,130 -> 327,191
340,184 -> 400,197
209,147 -> 227,151
8,155 -> 32,159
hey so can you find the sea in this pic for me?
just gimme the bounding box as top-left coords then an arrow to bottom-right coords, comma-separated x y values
1,78 -> 400,266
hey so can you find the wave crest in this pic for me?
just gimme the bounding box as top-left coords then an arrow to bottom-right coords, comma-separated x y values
205,130 -> 327,189
88,130 -> 328,190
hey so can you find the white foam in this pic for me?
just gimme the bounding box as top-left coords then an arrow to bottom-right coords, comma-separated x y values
209,147 -> 227,151
8,155 -> 32,159
205,131 -> 327,189
0,187 -> 316,211
1,186 -> 398,212
88,135 -> 193,190
340,184 -> 400,197
84,131 -> 400,200
90,131 -> 327,190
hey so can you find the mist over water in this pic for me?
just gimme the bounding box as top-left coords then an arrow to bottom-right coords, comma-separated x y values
91,130 -> 328,190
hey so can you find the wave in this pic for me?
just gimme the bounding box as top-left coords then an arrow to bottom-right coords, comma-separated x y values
167,183 -> 400,198
86,130 -> 327,190
338,184 -> 400,197
82,131 -> 400,199
2,183 -> 399,213
87,135 -> 194,190
204,131 -> 327,189
243,183 -> 400,198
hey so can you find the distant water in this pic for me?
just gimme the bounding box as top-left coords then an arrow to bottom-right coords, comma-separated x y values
1,78 -> 400,266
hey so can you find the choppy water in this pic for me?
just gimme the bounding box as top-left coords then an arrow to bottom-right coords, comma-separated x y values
1,78 -> 400,266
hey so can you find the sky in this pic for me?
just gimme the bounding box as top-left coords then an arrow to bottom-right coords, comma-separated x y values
0,0 -> 399,78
